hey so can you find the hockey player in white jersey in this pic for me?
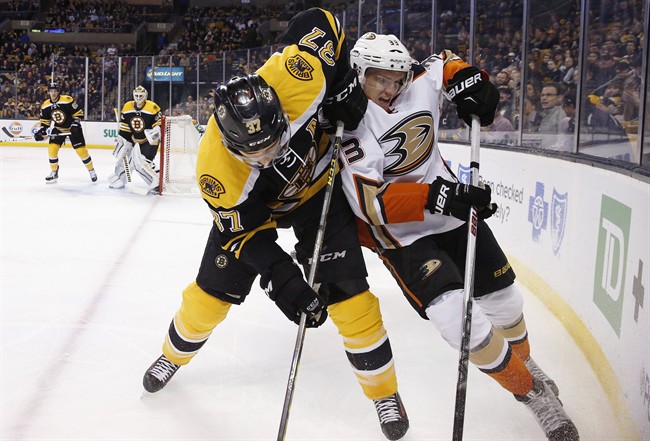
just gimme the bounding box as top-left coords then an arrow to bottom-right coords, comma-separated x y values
338,32 -> 579,441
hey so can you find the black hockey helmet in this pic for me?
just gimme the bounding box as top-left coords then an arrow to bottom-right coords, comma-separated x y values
48,82 -> 59,91
213,74 -> 290,168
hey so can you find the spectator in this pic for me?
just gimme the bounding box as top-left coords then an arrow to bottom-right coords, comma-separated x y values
561,56 -> 576,86
536,82 -> 566,133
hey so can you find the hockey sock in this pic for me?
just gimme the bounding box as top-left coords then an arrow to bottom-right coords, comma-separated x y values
493,315 -> 531,361
470,329 -> 533,396
163,281 -> 232,365
328,290 -> 398,400
74,146 -> 95,171
48,144 -> 61,171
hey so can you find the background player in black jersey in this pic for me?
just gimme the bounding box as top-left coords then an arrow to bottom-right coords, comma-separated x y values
108,85 -> 162,192
35,82 -> 97,184
142,8 -> 408,440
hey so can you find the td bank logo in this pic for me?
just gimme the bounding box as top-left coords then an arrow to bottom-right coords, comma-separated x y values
593,195 -> 631,337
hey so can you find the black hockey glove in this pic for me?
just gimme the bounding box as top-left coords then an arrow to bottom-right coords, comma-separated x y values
427,176 -> 496,221
70,119 -> 82,134
447,67 -> 499,127
34,127 -> 47,141
260,260 -> 328,328
322,68 -> 368,132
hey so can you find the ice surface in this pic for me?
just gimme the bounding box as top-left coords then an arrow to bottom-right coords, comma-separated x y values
1,147 -> 622,440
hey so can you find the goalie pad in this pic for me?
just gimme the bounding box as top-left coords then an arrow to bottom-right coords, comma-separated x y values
131,145 -> 159,189
144,126 -> 161,145
108,155 -> 133,188
113,136 -> 134,159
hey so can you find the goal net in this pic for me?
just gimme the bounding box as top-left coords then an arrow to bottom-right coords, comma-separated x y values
159,115 -> 202,196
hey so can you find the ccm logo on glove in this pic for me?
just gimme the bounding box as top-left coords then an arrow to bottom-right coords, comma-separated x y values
325,74 -> 360,104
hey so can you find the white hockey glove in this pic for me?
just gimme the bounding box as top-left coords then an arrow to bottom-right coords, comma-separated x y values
113,136 -> 134,159
144,126 -> 161,145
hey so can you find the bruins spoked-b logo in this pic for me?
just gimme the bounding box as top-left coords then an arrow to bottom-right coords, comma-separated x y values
51,109 -> 66,125
130,115 -> 146,133
214,254 -> 229,269
286,54 -> 314,81
199,174 -> 225,198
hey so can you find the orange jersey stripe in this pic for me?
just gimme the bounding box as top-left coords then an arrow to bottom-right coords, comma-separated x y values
381,182 -> 428,224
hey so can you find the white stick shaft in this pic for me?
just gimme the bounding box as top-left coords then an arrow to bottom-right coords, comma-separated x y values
452,115 -> 481,441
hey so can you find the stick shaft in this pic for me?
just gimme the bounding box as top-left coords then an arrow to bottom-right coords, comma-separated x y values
277,121 -> 345,441
452,115 -> 481,441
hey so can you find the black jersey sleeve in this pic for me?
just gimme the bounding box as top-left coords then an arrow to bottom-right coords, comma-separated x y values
278,7 -> 351,86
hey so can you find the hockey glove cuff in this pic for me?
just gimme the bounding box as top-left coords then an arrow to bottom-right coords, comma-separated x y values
34,127 -> 47,141
322,68 -> 368,132
427,176 -> 494,221
447,67 -> 499,127
260,260 -> 328,328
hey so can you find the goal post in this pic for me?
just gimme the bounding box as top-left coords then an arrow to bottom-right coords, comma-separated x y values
158,115 -> 202,196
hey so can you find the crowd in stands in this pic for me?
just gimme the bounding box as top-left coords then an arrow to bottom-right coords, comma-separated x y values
39,0 -> 172,32
415,0 -> 644,147
0,0 -> 645,150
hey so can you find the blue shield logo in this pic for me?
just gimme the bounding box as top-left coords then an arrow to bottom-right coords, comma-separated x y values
550,189 -> 568,255
527,182 -> 548,242
457,163 -> 471,185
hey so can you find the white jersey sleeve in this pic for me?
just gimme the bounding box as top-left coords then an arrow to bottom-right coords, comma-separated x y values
339,60 -> 464,249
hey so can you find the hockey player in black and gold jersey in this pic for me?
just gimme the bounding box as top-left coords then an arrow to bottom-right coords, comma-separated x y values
142,8 -> 408,440
108,85 -> 162,191
35,82 -> 97,184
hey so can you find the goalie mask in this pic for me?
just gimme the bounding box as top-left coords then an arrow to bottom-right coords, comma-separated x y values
133,86 -> 148,108
214,74 -> 290,169
350,33 -> 414,102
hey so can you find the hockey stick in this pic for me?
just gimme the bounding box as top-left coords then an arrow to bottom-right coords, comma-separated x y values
2,129 -> 71,142
451,115 -> 481,441
114,108 -> 132,183
277,121 -> 344,441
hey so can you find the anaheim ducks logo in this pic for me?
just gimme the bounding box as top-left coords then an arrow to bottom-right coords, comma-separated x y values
381,111 -> 434,176
285,54 -> 314,81
130,115 -> 146,133
419,259 -> 442,280
199,174 -> 225,198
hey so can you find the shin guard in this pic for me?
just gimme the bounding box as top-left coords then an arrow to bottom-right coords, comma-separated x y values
163,281 -> 232,365
471,330 -> 533,396
328,290 -> 398,400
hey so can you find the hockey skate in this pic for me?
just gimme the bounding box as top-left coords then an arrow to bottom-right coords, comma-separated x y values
526,357 -> 559,397
89,169 -> 98,182
373,392 -> 409,440
143,354 -> 180,393
45,169 -> 59,184
514,378 -> 579,441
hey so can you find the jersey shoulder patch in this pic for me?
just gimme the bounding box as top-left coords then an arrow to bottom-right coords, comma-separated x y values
143,101 -> 161,114
196,117 -> 254,209
122,101 -> 137,113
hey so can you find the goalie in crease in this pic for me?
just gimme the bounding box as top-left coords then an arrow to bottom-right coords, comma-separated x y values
108,85 -> 162,192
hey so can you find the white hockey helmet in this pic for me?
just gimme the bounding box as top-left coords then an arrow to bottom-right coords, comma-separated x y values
350,32 -> 414,95
133,85 -> 148,107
